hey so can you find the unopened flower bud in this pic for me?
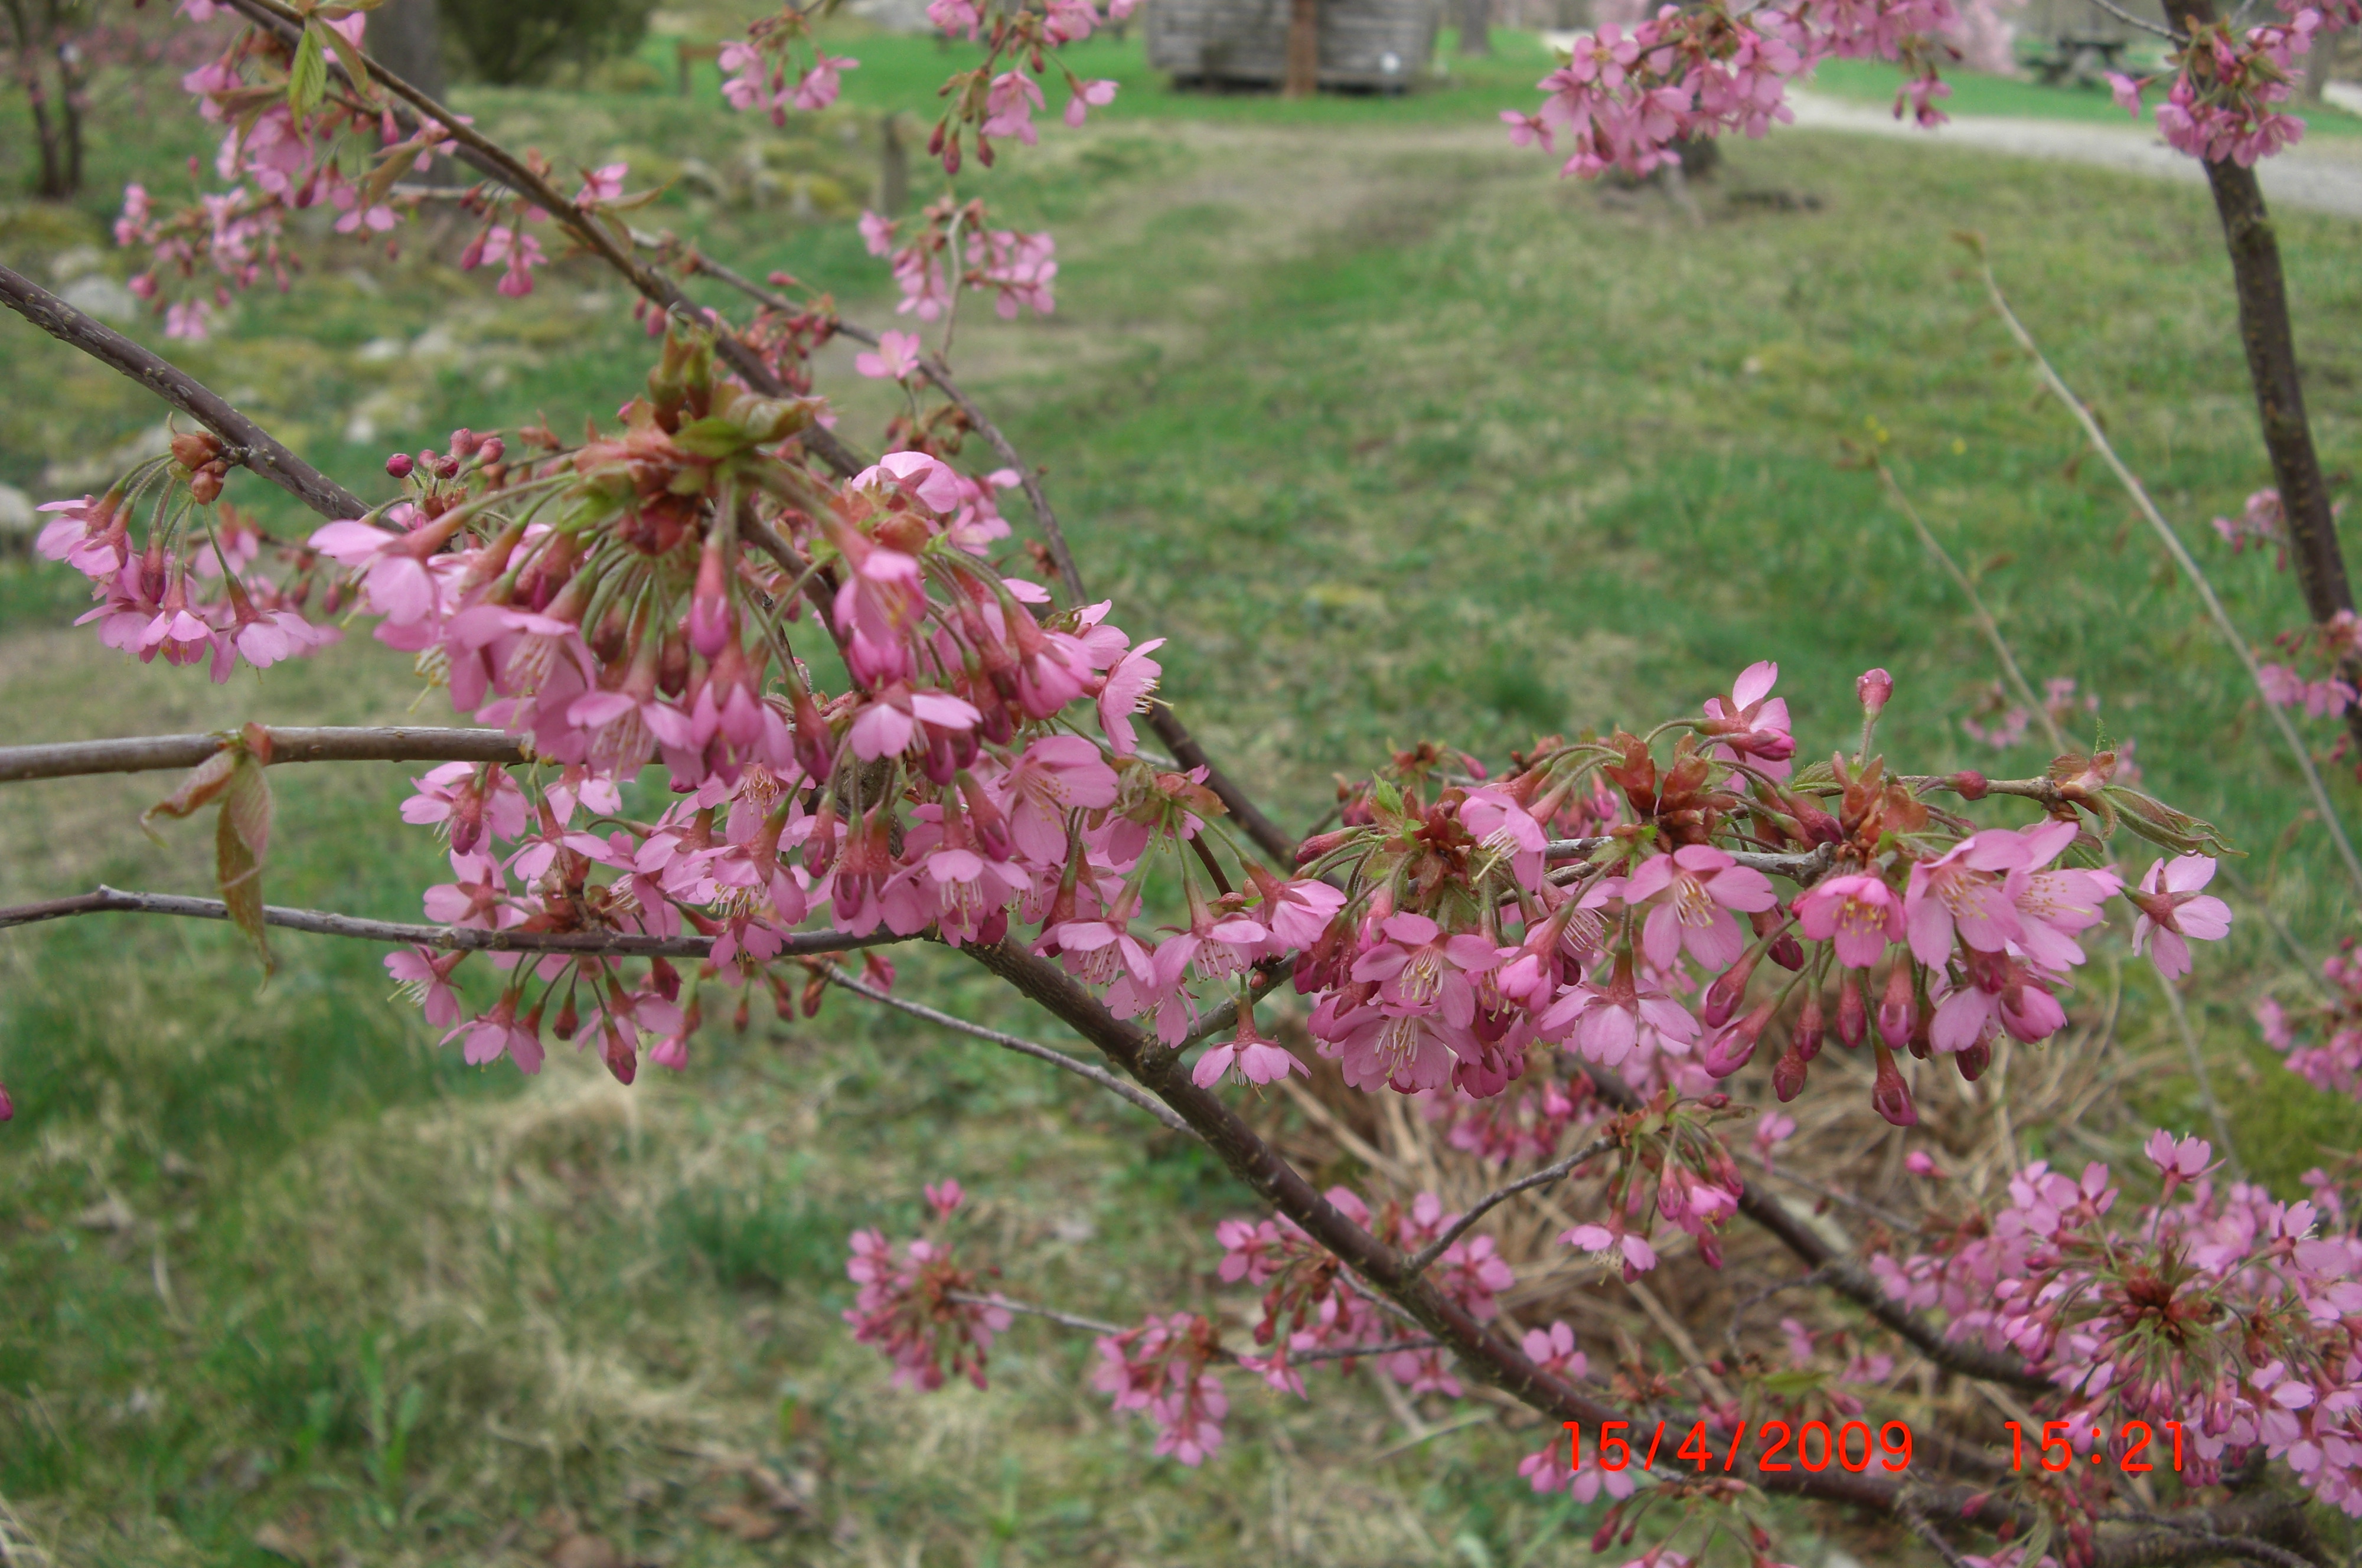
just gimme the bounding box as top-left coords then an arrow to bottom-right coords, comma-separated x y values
1792,988 -> 1824,1062
476,436 -> 505,466
648,956 -> 681,1002
1703,998 -> 1776,1079
188,467 -> 224,504
1950,769 -> 1988,801
1877,960 -> 1914,1048
1835,972 -> 1867,1048
1772,1043 -> 1809,1102
386,452 -> 415,478
601,1024 -> 637,1085
1701,948 -> 1760,1029
553,996 -> 579,1041
449,427 -> 479,458
688,536 -> 730,658
1856,667 -> 1893,717
169,430 -> 222,469
1871,1040 -> 1917,1127
1954,1037 -> 1991,1081
1788,795 -> 1844,846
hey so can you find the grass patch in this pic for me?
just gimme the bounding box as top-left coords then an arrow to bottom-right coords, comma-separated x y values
5,43 -> 2362,1567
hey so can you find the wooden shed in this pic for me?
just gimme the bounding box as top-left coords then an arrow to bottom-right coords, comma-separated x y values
1144,0 -> 1438,90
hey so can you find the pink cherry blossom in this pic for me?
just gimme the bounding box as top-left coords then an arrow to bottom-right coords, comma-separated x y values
1625,844 -> 1776,971
2130,855 -> 2233,981
1792,873 -> 1903,968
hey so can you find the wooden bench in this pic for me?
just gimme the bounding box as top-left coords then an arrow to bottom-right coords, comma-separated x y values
677,41 -> 722,94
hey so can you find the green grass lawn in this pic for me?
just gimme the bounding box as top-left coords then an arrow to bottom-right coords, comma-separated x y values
6,31 -> 2362,1568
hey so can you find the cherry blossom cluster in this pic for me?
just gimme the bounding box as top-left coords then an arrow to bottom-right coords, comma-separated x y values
843,1181 -> 1014,1391
1874,1134 -> 2362,1514
1282,664 -> 2229,1161
35,435 -> 342,679
859,196 -> 1059,322
2203,488 -> 2362,727
907,0 -> 1129,170
2107,1 -> 2353,168
2257,938 -> 2362,1100
115,9 -> 480,336
1500,0 -> 1976,182
1958,676 -> 2109,754
716,6 -> 859,123
846,1179 -> 1533,1462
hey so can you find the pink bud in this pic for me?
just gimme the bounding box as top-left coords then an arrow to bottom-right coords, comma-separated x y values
1703,999 -> 1776,1079
1835,973 -> 1867,1049
1772,1043 -> 1808,1102
1701,949 -> 1760,1029
601,1024 -> 637,1085
1950,769 -> 1989,801
1876,961 -> 1914,1048
1954,1037 -> 1991,1082
1856,667 -> 1893,717
449,427 -> 479,458
386,452 -> 414,478
1871,1041 -> 1917,1127
1791,988 -> 1824,1063
687,535 -> 730,658
0,1080 -> 12,1122
477,436 -> 505,466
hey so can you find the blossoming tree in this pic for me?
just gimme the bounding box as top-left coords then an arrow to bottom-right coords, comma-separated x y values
0,0 -> 2357,1563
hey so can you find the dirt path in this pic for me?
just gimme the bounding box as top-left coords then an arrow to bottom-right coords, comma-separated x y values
1785,88 -> 2362,217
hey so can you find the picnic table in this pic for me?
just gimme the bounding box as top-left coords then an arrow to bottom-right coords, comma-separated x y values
2027,31 -> 2133,86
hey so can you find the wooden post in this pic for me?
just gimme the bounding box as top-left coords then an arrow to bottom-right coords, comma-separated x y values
1459,0 -> 1492,55
877,112 -> 909,218
1284,0 -> 1319,96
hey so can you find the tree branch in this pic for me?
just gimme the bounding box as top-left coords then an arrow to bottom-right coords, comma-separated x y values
955,934 -> 1982,1520
1403,1132 -> 1620,1279
215,0 -> 875,481
0,726 -> 528,784
815,961 -> 1196,1137
1580,1065 -> 2057,1394
0,262 -> 370,521
0,885 -> 904,959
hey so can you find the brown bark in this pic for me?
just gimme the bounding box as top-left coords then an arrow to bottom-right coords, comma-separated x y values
0,263 -> 373,520
2161,0 -> 2362,746
1284,0 -> 1319,97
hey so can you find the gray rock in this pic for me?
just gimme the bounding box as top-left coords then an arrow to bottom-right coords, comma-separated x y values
58,275 -> 139,324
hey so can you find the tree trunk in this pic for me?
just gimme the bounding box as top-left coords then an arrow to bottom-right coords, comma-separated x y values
2164,0 -> 2362,747
876,112 -> 908,218
56,32 -> 83,196
1459,0 -> 1492,55
1284,0 -> 1319,97
366,0 -> 445,103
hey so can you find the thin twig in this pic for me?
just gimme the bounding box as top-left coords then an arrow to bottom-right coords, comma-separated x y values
2156,970 -> 2244,1178
1900,1501 -> 1975,1568
817,962 -> 1195,1138
2083,0 -> 2187,40
0,885 -> 902,959
1876,455 -> 2066,755
948,1292 -> 1127,1337
1404,1134 -> 1619,1278
1976,259 -> 2362,903
0,726 -> 527,784
214,0 -> 872,481
0,263 -> 370,521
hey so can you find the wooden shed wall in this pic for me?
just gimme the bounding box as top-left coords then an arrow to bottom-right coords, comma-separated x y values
1144,0 -> 1438,88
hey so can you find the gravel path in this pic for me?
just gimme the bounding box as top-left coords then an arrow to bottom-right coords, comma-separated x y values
1785,89 -> 2362,217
